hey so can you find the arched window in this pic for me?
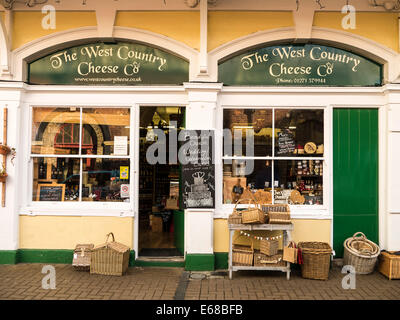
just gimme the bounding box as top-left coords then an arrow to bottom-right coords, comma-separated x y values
54,123 -> 93,151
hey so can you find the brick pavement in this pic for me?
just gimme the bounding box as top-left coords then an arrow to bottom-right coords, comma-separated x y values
0,264 -> 399,300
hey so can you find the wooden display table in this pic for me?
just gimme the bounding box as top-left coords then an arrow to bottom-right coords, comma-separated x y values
228,223 -> 294,280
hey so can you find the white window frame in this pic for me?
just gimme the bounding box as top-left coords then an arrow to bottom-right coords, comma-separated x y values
21,103 -> 136,217
217,105 -> 331,220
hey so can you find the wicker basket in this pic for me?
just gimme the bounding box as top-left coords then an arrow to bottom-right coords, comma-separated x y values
90,233 -> 130,276
262,204 -> 291,224
254,251 -> 286,267
238,199 -> 265,224
378,251 -> 400,280
299,242 -> 332,280
260,239 -> 279,256
343,232 -> 380,274
228,214 -> 242,224
232,235 -> 254,266
72,244 -> 94,271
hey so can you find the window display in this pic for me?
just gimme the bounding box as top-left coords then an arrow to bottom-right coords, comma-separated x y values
31,106 -> 131,202
223,108 -> 325,206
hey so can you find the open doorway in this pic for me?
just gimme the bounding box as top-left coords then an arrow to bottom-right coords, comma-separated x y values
138,106 -> 185,258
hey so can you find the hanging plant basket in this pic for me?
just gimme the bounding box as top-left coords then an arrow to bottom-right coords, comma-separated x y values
0,174 -> 8,183
0,145 -> 11,155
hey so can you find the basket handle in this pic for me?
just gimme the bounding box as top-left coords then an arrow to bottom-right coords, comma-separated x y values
106,232 -> 115,243
233,198 -> 258,212
352,232 -> 367,240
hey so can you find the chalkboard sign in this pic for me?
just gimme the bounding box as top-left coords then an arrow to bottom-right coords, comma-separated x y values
37,184 -> 65,202
180,130 -> 215,209
276,129 -> 296,155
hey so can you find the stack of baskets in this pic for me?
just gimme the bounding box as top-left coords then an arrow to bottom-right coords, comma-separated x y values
298,242 -> 332,280
343,232 -> 380,274
232,236 -> 254,266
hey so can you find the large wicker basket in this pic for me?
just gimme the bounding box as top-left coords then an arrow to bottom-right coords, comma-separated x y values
90,233 -> 130,276
238,199 -> 265,224
262,204 -> 291,224
343,232 -> 380,274
299,242 -> 332,280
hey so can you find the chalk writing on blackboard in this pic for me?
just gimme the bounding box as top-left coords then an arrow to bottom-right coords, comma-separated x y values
37,184 -> 65,202
181,130 -> 215,209
276,129 -> 296,155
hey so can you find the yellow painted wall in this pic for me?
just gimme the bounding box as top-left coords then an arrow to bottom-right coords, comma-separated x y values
208,11 -> 294,52
12,11 -> 97,50
115,11 -> 200,51
313,12 -> 399,52
19,216 -> 134,249
214,218 -> 331,252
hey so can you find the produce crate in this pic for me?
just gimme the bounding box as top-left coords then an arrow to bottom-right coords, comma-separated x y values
378,251 -> 400,280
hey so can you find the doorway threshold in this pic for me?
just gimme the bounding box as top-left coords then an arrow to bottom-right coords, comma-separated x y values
134,256 -> 185,268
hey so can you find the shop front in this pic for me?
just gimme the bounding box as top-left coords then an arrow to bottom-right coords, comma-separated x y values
0,6 -> 399,270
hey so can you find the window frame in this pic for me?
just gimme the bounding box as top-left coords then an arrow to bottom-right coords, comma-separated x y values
25,104 -> 135,215
219,105 -> 330,219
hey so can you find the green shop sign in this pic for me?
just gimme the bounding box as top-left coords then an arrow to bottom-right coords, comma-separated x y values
218,44 -> 382,86
28,42 -> 189,85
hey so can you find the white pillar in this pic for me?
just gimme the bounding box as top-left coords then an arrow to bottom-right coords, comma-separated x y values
387,90 -> 400,250
183,82 -> 222,264
0,88 -> 22,255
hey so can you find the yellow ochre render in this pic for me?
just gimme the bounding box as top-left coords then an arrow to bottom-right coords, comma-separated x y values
115,11 -> 200,51
313,12 -> 399,52
8,10 -> 399,54
207,11 -> 294,52
19,216 -> 134,249
12,11 -> 97,50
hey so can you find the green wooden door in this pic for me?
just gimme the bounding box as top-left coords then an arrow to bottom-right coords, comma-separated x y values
333,109 -> 379,258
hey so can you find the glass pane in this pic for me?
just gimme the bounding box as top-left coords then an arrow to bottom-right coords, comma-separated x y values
274,160 -> 323,205
274,109 -> 324,157
82,158 -> 130,202
82,108 -> 130,156
223,109 -> 272,157
32,107 -> 80,155
223,159 -> 273,204
32,157 -> 80,201
222,159 -> 323,205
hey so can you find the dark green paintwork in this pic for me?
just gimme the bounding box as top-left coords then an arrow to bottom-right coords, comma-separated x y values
219,44 -> 382,86
0,250 -> 18,264
185,254 -> 215,271
28,42 -> 189,85
214,252 -> 228,270
333,109 -> 379,258
174,210 -> 185,256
